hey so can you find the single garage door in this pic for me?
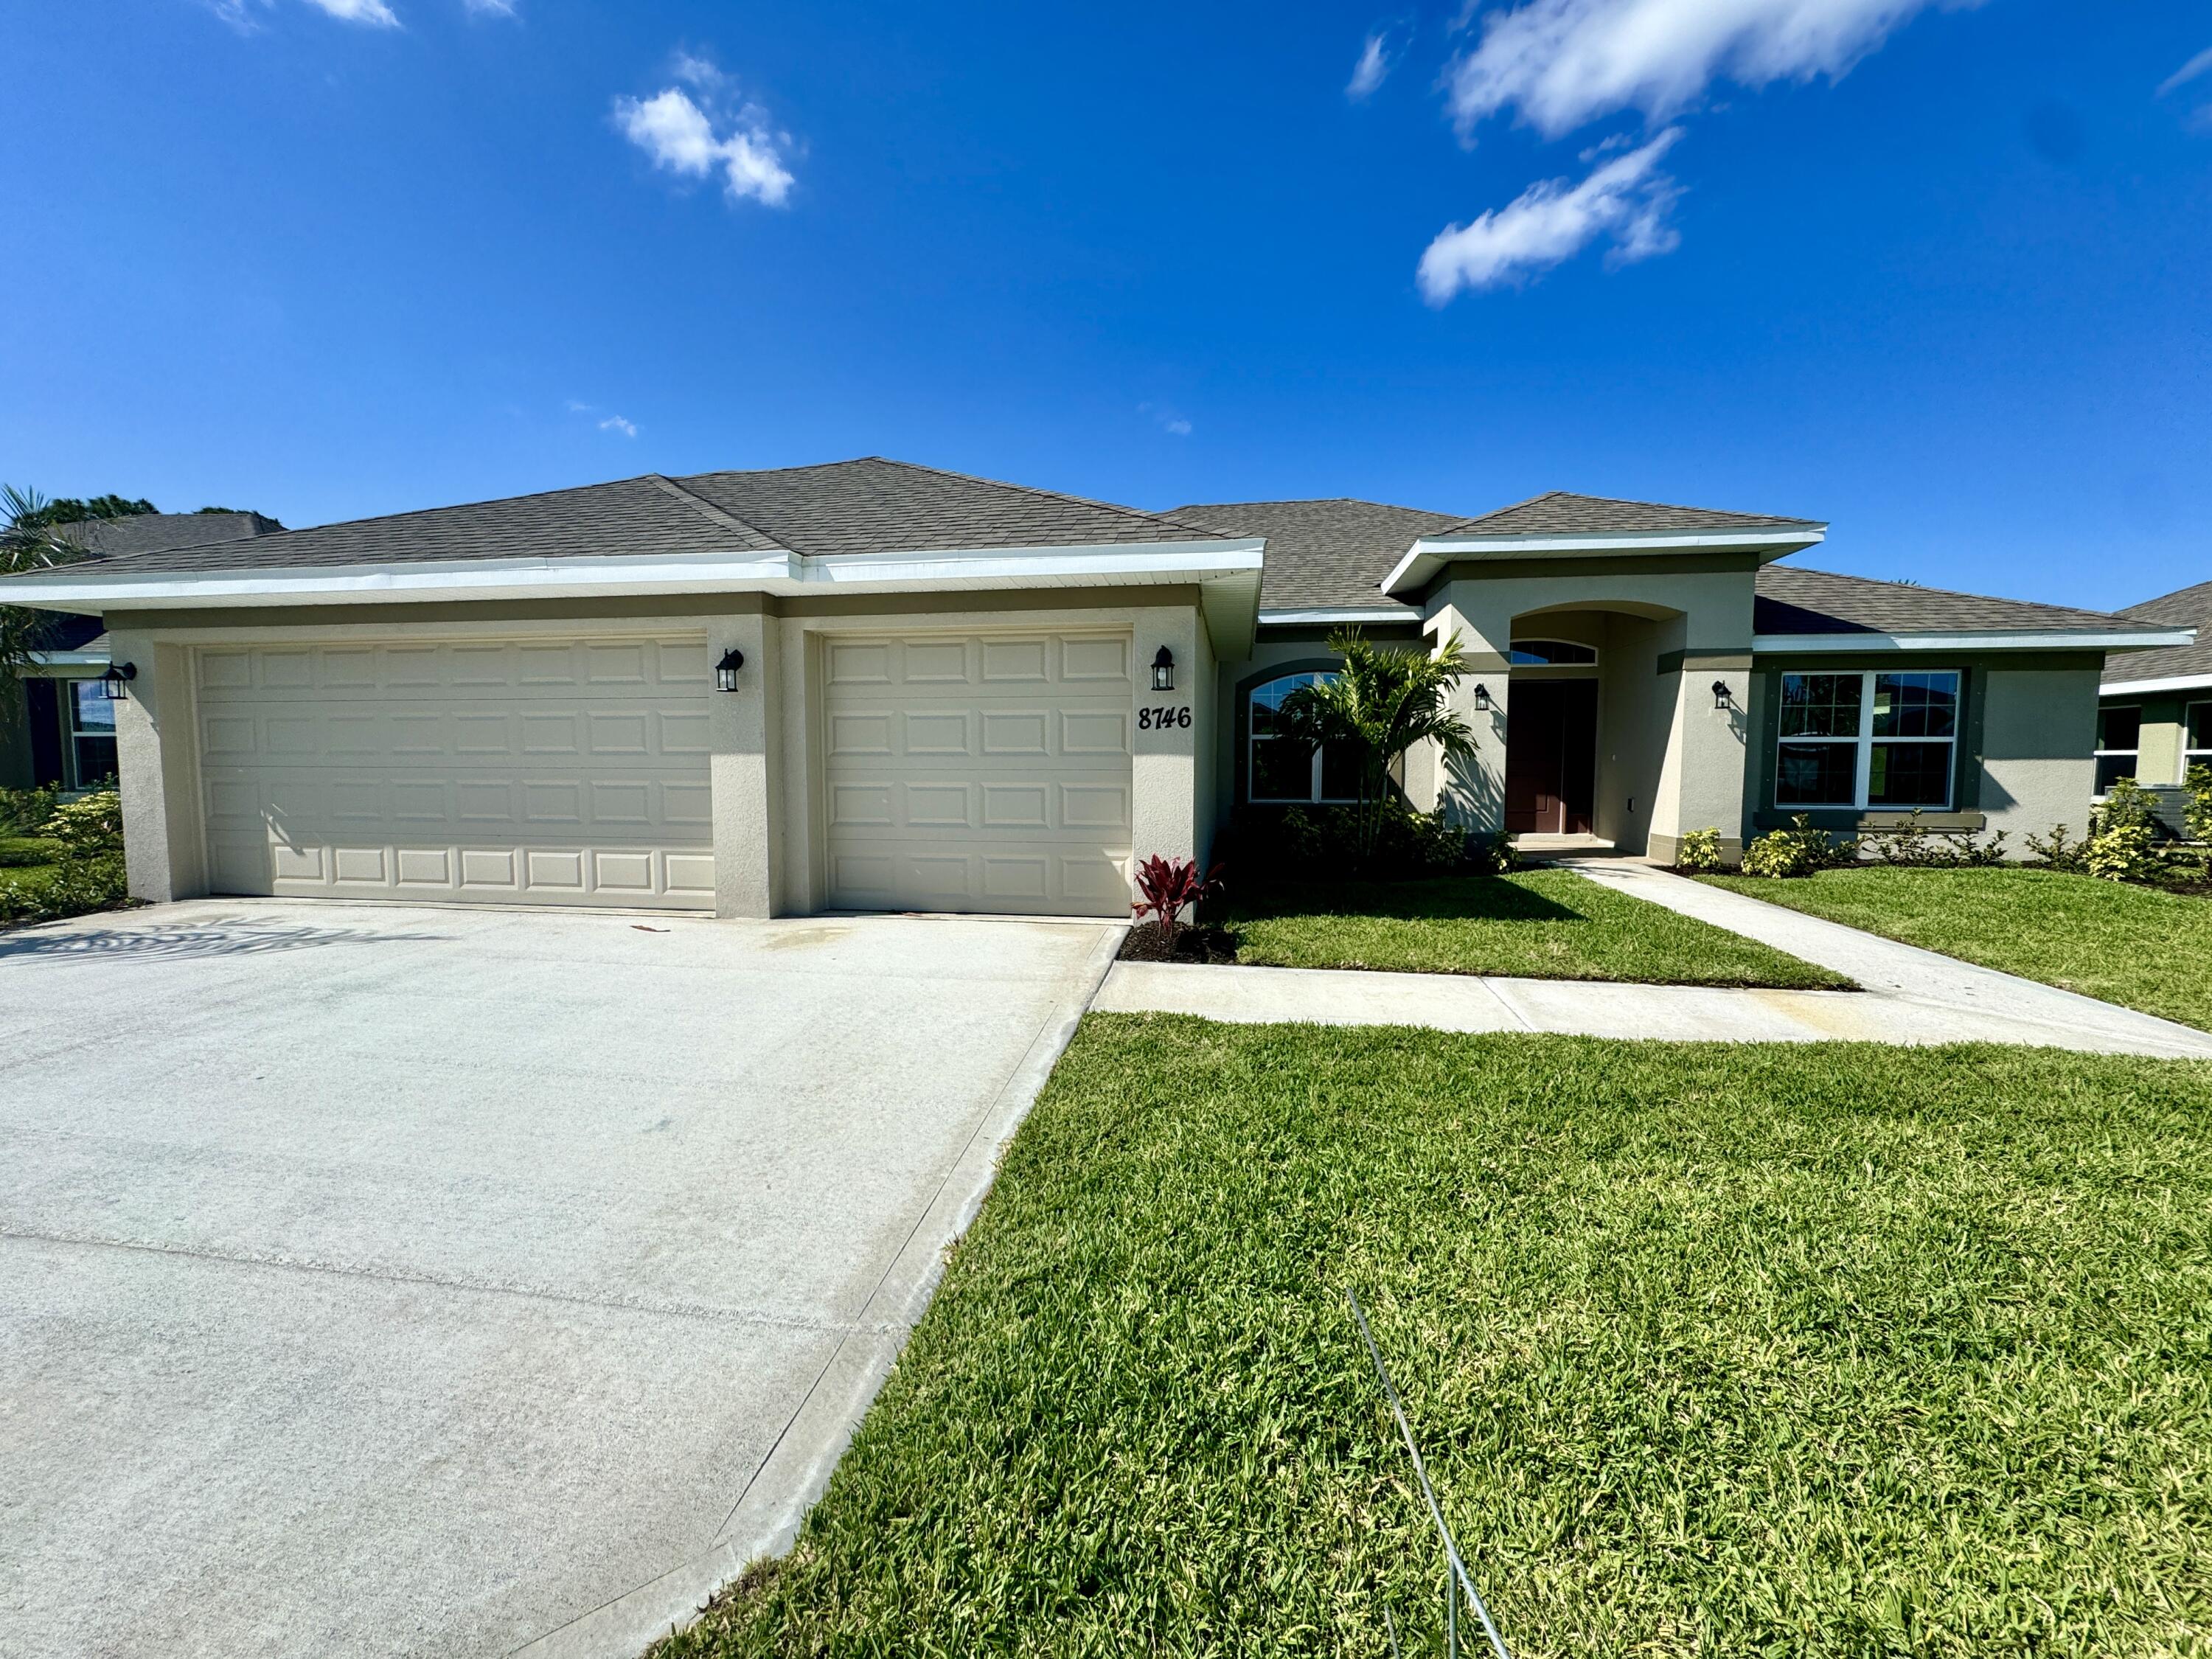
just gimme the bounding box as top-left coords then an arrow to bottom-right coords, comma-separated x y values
823,631 -> 1134,917
197,636 -> 716,910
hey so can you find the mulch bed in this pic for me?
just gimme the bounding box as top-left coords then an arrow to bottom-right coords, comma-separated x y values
1117,922 -> 1242,964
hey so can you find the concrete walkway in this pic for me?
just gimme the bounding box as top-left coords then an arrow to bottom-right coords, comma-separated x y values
1095,863 -> 2212,1060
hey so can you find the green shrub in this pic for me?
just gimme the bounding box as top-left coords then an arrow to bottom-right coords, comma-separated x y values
1270,802 -> 1465,880
1464,830 -> 1517,874
2185,763 -> 2212,846
2026,823 -> 2087,871
0,784 -> 59,838
1862,808 -> 2010,867
0,852 -> 129,928
1673,827 -> 1724,872
1740,814 -> 1854,879
42,787 -> 123,856
2093,776 -> 2166,841
2084,823 -> 2161,883
0,836 -> 60,869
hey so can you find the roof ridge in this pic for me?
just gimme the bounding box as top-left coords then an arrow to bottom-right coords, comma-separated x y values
1448,488 -> 1821,533
1768,564 -> 2137,625
1170,496 -> 1461,516
647,473 -> 781,551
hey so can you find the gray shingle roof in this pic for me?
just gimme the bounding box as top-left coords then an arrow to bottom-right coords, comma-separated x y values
1436,490 -> 1823,540
37,459 -> 1230,577
1166,499 -> 1459,616
1755,566 -> 2163,638
2106,580 -> 2212,686
54,511 -> 283,557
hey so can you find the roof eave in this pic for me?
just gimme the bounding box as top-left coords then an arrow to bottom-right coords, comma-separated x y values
1753,627 -> 2194,655
2101,669 -> 2212,697
1381,526 -> 1826,597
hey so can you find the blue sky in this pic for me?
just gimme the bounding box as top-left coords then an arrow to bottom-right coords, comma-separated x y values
6,0 -> 2208,611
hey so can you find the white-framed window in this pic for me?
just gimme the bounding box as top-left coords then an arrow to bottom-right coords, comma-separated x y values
66,679 -> 118,787
2185,702 -> 2212,782
1776,669 -> 1960,811
1248,672 -> 1362,803
2094,705 -> 2140,798
1508,639 -> 1598,667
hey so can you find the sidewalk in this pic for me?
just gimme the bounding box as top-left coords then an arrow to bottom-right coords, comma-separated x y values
1093,863 -> 2212,1060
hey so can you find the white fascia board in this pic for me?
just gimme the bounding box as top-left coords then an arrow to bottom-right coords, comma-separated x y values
2100,671 -> 2212,698
1753,628 -> 2195,654
1257,607 -> 1419,626
1382,526 -> 1826,597
0,538 -> 1265,613
24,648 -> 110,667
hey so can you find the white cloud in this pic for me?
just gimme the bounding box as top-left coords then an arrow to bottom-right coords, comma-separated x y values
300,0 -> 400,24
613,65 -> 796,208
1416,127 -> 1683,300
1445,0 -> 1976,140
465,0 -> 518,16
1347,32 -> 1396,100
2157,44 -> 2212,97
599,414 -> 639,438
1139,403 -> 1194,437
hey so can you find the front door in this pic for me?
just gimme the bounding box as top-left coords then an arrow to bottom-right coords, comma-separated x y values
1503,680 -> 1597,835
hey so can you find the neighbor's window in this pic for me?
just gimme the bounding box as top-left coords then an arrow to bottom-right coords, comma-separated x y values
2094,705 -> 2141,797
1507,639 -> 1598,666
1775,670 -> 1959,810
2185,702 -> 2212,782
1248,672 -> 1361,804
68,680 -> 118,787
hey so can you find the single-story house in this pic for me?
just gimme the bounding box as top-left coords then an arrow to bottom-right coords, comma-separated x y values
2,512 -> 283,793
2096,580 -> 2211,830
2,459 -> 2190,916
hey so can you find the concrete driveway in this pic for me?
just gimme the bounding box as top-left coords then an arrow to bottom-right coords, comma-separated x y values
0,900 -> 1117,1659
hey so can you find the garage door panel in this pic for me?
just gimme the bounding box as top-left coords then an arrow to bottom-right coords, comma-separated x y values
196,637 -> 713,911
824,630 -> 1132,917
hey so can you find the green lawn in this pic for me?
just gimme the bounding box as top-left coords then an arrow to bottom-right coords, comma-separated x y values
1701,865 -> 2212,1031
1218,869 -> 1848,987
659,1017 -> 2212,1659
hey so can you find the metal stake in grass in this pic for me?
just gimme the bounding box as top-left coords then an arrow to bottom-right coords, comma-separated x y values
1348,1285 -> 1512,1659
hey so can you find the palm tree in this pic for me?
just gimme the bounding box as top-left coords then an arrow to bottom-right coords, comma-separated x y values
1,486 -> 89,683
1273,626 -> 1479,869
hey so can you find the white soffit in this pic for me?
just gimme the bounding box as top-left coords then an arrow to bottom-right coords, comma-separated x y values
1381,526 -> 1826,597
1,538 -> 1267,621
2099,670 -> 2212,697
1753,627 -> 2195,654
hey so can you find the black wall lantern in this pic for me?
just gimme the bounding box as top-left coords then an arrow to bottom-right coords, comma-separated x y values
1711,678 -> 1733,711
1472,682 -> 1492,713
100,662 -> 138,701
1150,645 -> 1175,692
715,648 -> 745,692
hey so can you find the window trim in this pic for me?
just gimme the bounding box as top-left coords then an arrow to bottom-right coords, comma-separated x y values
2095,702 -> 2143,800
1775,669 -> 1961,813
64,677 -> 119,790
1247,669 -> 1360,805
2184,700 -> 2212,783
1506,637 -> 1599,667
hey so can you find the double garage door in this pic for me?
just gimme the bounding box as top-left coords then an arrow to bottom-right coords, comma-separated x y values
198,636 -> 716,910
195,627 -> 1137,918
823,631 -> 1135,917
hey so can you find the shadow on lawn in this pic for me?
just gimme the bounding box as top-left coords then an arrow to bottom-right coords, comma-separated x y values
1224,875 -> 1586,925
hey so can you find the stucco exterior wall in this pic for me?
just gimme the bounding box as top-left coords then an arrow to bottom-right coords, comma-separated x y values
1981,665 -> 2102,841
2100,689 -> 2194,788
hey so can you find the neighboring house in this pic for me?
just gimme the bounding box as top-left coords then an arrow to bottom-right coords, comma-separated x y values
0,459 -> 2188,915
2096,580 -> 2212,831
1,512 -> 283,793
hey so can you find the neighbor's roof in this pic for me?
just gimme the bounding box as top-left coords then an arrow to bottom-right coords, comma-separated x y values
41,459 -> 1234,577
54,511 -> 284,558
1755,566 -> 2163,638
2104,580 -> 2212,689
1432,490 -> 1823,540
1166,498 -> 1459,618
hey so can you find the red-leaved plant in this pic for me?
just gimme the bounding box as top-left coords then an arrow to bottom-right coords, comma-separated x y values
1131,855 -> 1224,947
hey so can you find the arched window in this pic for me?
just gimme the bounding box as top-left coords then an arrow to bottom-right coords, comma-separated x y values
1508,639 -> 1598,666
1248,672 -> 1362,803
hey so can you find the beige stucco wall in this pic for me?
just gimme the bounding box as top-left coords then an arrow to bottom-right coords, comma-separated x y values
1423,560 -> 1758,853
1983,666 -> 2102,841
97,587 -> 1216,922
2101,690 -> 2193,787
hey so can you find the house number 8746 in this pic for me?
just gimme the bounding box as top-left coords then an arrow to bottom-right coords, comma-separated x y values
1138,706 -> 1192,730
